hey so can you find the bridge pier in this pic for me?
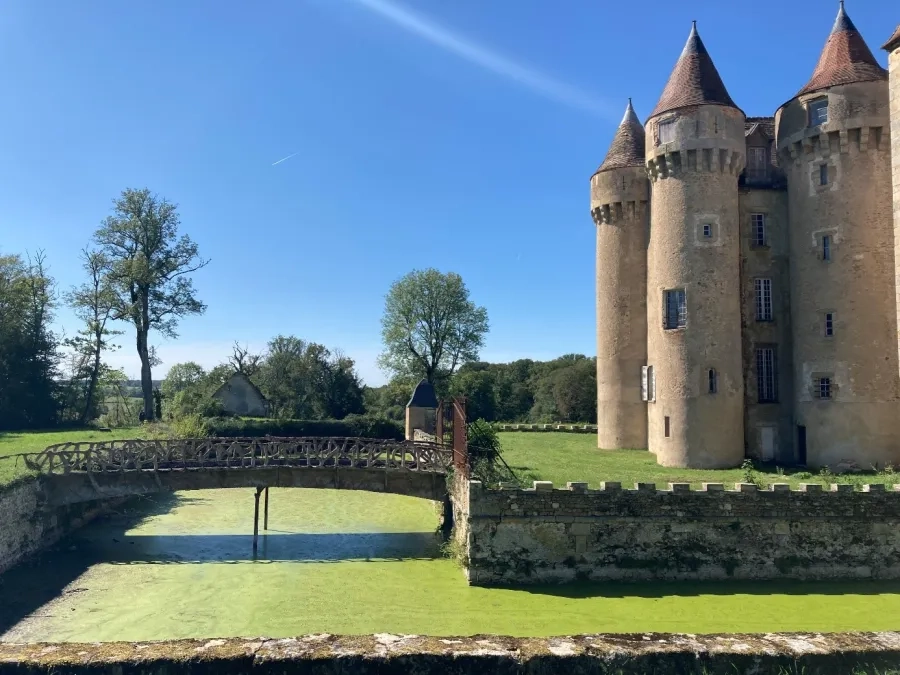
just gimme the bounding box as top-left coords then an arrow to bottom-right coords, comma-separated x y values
440,493 -> 454,542
253,487 -> 262,555
264,487 -> 269,531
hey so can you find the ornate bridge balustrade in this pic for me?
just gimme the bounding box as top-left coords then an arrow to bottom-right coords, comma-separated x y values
23,437 -> 455,507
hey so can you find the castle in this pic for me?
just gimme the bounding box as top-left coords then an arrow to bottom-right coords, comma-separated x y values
591,4 -> 900,470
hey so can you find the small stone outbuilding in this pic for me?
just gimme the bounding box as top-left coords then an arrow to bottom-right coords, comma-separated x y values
405,379 -> 438,441
211,372 -> 269,417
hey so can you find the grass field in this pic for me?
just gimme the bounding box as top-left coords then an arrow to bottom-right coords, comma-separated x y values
0,427 -> 143,488
499,432 -> 900,490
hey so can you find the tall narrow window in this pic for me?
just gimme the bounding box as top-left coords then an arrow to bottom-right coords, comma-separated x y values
809,99 -> 828,126
825,312 -> 834,337
641,365 -> 656,402
658,119 -> 676,144
663,289 -> 686,330
755,278 -> 773,321
747,147 -> 768,182
756,347 -> 778,403
751,213 -> 767,247
664,416 -> 671,438
819,164 -> 829,186
822,235 -> 832,261
708,369 -> 717,394
818,377 -> 832,400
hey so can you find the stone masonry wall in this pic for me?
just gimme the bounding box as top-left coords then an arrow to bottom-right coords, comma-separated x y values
461,479 -> 900,585
0,480 -> 119,574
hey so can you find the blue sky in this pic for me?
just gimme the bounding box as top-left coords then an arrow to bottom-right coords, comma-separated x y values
0,0 -> 893,386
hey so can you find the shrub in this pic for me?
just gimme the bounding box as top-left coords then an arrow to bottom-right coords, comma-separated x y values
203,415 -> 404,440
169,414 -> 210,439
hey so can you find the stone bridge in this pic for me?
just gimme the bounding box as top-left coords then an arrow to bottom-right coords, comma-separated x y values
23,437 -> 455,506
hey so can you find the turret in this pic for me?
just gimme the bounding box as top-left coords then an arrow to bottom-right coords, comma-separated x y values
591,99 -> 649,450
885,24 -> 900,390
775,2 -> 900,468
644,22 -> 746,468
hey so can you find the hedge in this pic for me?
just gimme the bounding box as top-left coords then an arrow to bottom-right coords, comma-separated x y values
204,415 -> 404,440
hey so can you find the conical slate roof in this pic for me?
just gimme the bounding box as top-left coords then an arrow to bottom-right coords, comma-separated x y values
407,379 -> 438,408
648,22 -> 738,119
797,2 -> 886,96
882,24 -> 900,52
595,99 -> 646,173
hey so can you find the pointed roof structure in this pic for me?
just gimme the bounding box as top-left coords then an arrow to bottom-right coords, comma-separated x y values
882,24 -> 900,52
648,21 -> 738,119
595,99 -> 646,173
797,1 -> 886,96
407,379 -> 438,409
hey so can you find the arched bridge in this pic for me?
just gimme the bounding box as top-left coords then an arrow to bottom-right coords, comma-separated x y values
24,437 -> 455,506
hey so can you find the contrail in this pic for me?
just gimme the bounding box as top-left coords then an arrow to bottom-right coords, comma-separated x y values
271,152 -> 299,166
348,0 -> 614,118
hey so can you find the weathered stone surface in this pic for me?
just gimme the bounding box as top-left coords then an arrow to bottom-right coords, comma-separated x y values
0,481 -> 120,574
461,481 -> 900,584
3,632 -> 900,674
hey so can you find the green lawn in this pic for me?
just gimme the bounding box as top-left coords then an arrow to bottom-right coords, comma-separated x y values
0,427 -> 143,488
499,432 -> 900,490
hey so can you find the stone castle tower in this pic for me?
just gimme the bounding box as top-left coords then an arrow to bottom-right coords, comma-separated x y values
592,5 -> 900,469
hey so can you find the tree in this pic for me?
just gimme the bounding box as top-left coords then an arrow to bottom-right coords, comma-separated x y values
65,249 -> 122,424
378,269 -> 489,386
229,342 -> 262,376
94,188 -> 209,421
160,362 -> 207,400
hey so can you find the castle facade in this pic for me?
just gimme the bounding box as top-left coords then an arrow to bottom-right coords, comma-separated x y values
591,5 -> 900,469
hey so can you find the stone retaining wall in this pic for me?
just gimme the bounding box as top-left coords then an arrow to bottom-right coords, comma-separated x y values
0,480 -> 118,574
460,479 -> 900,585
3,633 -> 900,674
493,423 -> 597,433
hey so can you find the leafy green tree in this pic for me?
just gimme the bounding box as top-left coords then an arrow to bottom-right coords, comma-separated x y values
161,362 -> 207,400
0,251 -> 60,429
64,249 -> 122,424
93,188 -> 209,422
378,269 -> 488,386
449,368 -> 496,422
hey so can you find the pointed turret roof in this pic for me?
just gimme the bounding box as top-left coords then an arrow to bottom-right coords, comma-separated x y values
648,22 -> 738,119
797,2 -> 886,96
595,99 -> 646,173
882,25 -> 900,52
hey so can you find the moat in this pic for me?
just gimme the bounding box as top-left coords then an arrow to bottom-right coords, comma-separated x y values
2,488 -> 900,642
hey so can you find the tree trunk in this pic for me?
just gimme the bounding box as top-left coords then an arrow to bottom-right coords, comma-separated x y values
80,343 -> 102,426
137,328 -> 154,421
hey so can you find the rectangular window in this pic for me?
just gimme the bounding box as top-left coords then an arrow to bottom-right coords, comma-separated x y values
641,365 -> 656,402
663,289 -> 686,330
751,213 -> 767,247
659,119 -> 676,144
664,416 -> 671,438
809,99 -> 828,126
818,377 -> 832,400
702,224 -> 712,238
746,147 -> 769,182
755,278 -> 773,321
756,347 -> 778,403
825,312 -> 834,337
819,164 -> 829,186
822,235 -> 832,261
708,369 -> 717,394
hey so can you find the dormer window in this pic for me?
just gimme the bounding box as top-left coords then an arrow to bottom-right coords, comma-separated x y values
658,119 -> 676,144
808,99 -> 828,127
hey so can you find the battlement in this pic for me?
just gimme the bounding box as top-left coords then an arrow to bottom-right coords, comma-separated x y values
778,124 -> 889,163
477,479 -> 900,494
646,148 -> 744,180
590,201 -> 648,225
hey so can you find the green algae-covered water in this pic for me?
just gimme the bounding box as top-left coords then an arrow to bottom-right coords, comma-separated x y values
2,488 -> 900,642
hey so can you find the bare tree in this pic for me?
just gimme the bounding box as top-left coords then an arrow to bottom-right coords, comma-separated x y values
94,188 -> 209,421
229,341 -> 262,376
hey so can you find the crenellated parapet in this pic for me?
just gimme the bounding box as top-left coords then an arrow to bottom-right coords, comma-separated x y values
589,199 -> 648,226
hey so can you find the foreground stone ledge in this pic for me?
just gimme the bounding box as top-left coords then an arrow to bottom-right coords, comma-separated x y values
3,633 -> 900,674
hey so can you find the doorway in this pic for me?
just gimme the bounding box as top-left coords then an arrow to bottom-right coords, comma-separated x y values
760,427 -> 775,462
797,425 -> 807,466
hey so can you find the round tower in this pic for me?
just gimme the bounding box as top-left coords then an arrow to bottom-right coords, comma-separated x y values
591,99 -> 649,450
775,2 -> 900,468
645,22 -> 746,468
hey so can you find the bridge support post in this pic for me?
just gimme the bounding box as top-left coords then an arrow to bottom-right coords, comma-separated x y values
253,487 -> 262,555
264,487 -> 269,531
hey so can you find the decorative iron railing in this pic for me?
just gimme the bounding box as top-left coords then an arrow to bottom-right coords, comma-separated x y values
22,437 -> 453,476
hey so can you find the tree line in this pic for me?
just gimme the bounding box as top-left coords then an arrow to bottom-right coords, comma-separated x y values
2,187 -> 596,431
